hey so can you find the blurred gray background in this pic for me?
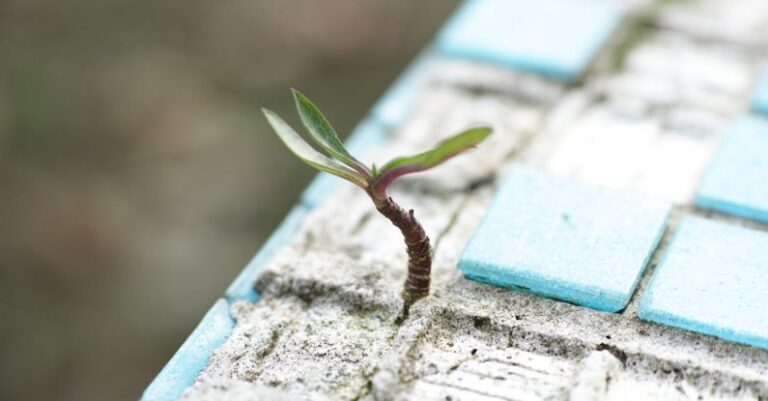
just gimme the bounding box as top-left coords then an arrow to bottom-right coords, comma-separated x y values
0,1 -> 460,400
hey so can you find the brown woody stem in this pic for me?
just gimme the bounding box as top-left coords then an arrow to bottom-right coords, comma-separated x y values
370,194 -> 432,310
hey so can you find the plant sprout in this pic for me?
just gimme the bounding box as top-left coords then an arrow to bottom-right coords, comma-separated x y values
263,89 -> 491,309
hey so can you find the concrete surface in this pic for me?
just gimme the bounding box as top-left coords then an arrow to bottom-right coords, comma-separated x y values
179,0 -> 768,399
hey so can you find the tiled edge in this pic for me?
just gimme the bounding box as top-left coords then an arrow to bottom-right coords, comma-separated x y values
752,65 -> 768,116
300,118 -> 389,209
225,206 -> 308,303
141,299 -> 234,401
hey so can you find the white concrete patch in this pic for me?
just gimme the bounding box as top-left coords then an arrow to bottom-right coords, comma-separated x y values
542,107 -> 719,203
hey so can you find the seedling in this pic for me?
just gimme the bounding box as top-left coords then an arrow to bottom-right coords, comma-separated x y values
262,89 -> 491,309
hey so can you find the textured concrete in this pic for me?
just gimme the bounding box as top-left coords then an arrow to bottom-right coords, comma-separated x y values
569,351 -> 622,401
175,0 -> 768,399
183,259 -> 768,400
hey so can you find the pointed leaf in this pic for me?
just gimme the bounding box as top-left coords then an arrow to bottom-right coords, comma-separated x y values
373,127 -> 491,195
378,126 -> 492,176
292,89 -> 370,177
262,108 -> 367,188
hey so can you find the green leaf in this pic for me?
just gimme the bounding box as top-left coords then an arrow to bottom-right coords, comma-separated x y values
380,127 -> 491,176
262,108 -> 368,188
291,89 -> 370,177
371,127 -> 491,198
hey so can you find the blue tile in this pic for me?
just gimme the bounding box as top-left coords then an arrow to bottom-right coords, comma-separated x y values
300,119 -> 388,209
638,216 -> 768,350
458,166 -> 671,312
435,0 -> 620,82
141,299 -> 234,401
370,51 -> 435,128
752,65 -> 768,116
696,116 -> 768,223
225,206 -> 307,302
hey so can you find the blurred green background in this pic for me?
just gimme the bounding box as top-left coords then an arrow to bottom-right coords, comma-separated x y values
0,1 -> 459,400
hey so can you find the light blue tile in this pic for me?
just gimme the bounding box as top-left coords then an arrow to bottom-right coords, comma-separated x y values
225,206 -> 307,303
638,216 -> 768,350
696,116 -> 768,224
435,0 -> 621,82
300,119 -> 388,209
752,65 -> 768,116
458,166 -> 671,312
370,51 -> 435,128
141,299 -> 234,401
